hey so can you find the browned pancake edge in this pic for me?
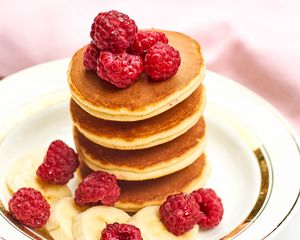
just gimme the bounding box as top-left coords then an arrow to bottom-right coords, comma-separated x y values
73,117 -> 206,170
70,85 -> 205,141
78,154 -> 209,212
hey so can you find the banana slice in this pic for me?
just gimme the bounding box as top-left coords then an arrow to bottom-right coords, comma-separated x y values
128,206 -> 199,240
46,197 -> 84,240
73,206 -> 131,240
6,149 -> 72,203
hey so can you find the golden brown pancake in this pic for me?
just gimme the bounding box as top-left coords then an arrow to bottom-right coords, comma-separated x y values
73,117 -> 207,180
68,30 -> 205,121
71,85 -> 206,150
78,154 -> 210,212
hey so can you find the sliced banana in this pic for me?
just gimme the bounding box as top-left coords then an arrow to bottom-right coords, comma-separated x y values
73,206 -> 131,240
128,206 -> 199,240
46,197 -> 84,240
6,149 -> 72,203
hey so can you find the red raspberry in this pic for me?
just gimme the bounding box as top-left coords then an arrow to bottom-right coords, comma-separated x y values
144,43 -> 181,81
75,171 -> 121,206
191,188 -> 224,229
101,223 -> 142,240
37,140 -> 79,185
97,51 -> 143,88
83,42 -> 100,71
159,193 -> 200,236
91,10 -> 138,53
8,188 -> 50,228
129,31 -> 169,57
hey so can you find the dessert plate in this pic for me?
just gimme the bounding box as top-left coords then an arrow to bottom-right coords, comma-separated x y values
0,59 -> 299,240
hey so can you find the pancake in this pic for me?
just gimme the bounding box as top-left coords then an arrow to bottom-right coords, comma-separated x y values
73,117 -> 207,180
68,30 -> 205,121
71,85 -> 206,150
78,154 -> 210,212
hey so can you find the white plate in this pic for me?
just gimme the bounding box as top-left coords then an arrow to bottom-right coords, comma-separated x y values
0,60 -> 299,240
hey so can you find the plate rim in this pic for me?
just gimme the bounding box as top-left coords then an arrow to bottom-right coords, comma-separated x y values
207,71 -> 300,239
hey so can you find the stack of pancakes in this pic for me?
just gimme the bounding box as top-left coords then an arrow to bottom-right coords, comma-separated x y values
68,30 -> 209,212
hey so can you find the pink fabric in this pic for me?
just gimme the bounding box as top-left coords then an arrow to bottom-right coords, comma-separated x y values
0,0 -> 299,134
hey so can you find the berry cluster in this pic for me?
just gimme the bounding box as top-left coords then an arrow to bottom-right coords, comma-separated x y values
159,188 -> 223,236
84,10 -> 181,88
9,139 -> 122,229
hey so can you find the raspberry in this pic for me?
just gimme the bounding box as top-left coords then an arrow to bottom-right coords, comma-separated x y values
191,188 -> 224,229
8,188 -> 50,228
97,51 -> 143,88
159,193 -> 200,236
37,140 -> 79,185
75,171 -> 120,206
83,42 -> 100,71
101,223 -> 142,240
129,31 -> 169,57
144,43 -> 181,81
91,10 -> 138,53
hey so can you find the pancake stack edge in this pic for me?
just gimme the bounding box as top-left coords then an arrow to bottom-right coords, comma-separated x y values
68,30 -> 209,212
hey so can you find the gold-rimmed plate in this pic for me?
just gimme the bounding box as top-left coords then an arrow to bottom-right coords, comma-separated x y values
0,61 -> 299,239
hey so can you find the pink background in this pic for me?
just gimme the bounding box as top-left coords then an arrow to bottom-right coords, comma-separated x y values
0,0 -> 299,135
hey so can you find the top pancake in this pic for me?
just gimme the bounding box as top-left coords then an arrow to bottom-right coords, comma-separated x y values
68,30 -> 205,121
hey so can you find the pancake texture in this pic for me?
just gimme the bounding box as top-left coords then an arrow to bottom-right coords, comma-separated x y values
78,154 -> 210,212
73,117 -> 207,180
68,30 -> 205,121
71,85 -> 206,150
